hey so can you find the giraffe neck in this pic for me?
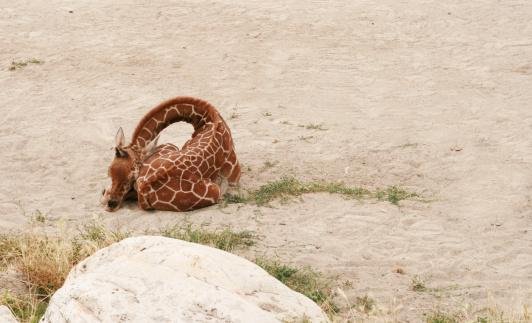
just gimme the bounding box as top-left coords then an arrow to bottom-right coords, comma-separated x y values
131,96 -> 221,148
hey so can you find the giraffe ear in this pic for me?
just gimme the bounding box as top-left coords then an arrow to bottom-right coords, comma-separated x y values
115,127 -> 125,147
142,135 -> 160,157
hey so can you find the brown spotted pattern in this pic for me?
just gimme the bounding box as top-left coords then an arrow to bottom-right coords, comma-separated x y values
105,96 -> 240,212
134,97 -> 240,211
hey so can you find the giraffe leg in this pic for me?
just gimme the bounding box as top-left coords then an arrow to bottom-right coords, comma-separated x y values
217,176 -> 229,196
141,177 -> 221,211
187,179 -> 222,210
220,149 -> 241,186
136,179 -> 154,210
226,160 -> 241,186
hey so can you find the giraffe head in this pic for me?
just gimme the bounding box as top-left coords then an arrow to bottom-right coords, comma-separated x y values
101,127 -> 158,211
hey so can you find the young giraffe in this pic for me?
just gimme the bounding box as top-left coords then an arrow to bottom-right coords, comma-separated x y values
102,96 -> 241,212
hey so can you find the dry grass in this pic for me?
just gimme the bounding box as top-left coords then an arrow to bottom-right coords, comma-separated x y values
0,223 -> 257,322
0,224 -> 128,322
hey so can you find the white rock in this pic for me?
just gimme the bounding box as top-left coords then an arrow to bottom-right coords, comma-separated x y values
0,305 -> 17,323
41,236 -> 328,323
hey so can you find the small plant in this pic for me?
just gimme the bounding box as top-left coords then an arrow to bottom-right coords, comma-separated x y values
8,59 -> 43,71
342,280 -> 353,288
263,111 -> 272,117
412,276 -> 427,292
254,258 -> 338,317
229,112 -> 240,119
222,193 -> 247,204
32,210 -> 46,223
425,311 -> 458,323
305,123 -> 327,131
79,222 -> 107,242
160,225 -> 255,252
298,135 -> 314,142
355,295 -> 375,314
261,160 -> 278,171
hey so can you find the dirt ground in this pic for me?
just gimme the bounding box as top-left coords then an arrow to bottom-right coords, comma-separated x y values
1,0 -> 531,321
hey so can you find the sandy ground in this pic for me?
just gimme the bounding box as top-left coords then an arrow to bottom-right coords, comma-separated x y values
1,0 -> 532,321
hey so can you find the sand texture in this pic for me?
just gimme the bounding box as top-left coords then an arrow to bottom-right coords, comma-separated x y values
1,0 -> 531,321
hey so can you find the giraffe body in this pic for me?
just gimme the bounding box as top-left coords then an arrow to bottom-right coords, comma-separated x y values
102,97 -> 240,212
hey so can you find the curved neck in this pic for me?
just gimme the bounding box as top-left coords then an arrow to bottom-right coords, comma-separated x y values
131,96 -> 219,148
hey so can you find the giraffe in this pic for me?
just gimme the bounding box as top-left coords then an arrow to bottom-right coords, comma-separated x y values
101,96 -> 241,212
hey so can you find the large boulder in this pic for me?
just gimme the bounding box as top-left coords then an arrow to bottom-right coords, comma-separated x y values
41,236 -> 328,323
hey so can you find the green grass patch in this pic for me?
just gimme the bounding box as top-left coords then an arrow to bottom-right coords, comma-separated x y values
249,177 -> 371,205
160,224 -> 255,252
224,177 -> 417,206
254,258 -> 338,317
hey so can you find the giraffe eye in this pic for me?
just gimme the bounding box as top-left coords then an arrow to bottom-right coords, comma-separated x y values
115,147 -> 129,158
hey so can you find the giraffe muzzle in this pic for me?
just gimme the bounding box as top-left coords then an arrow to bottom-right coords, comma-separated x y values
107,199 -> 119,210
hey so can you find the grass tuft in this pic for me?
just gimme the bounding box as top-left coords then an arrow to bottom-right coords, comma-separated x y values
305,123 -> 327,131
376,186 -> 418,205
261,160 -> 278,170
355,295 -> 376,314
1,291 -> 47,323
8,59 -> 43,71
425,311 -> 458,323
222,193 -> 248,204
160,225 -> 255,252
254,258 -> 338,317
32,210 -> 46,223
412,276 -> 427,292
250,177 -> 303,205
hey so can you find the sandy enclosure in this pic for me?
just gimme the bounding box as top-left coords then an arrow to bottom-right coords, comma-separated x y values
1,0 -> 532,321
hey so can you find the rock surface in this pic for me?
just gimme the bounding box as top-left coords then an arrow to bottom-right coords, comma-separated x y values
0,305 -> 17,323
41,236 -> 328,323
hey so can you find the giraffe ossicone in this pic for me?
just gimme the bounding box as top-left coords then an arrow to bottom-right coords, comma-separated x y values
102,96 -> 241,212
